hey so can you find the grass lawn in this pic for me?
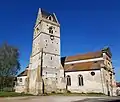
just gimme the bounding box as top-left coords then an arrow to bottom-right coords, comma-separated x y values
0,91 -> 33,97
0,91 -> 106,97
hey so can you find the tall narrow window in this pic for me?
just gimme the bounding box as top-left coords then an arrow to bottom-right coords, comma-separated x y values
78,75 -> 84,86
19,78 -> 22,82
49,16 -> 51,20
51,56 -> 52,60
67,75 -> 71,86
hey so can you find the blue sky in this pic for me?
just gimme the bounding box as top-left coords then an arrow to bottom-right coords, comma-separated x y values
0,0 -> 120,81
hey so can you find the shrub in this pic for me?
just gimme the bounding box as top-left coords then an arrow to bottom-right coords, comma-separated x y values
67,90 -> 71,93
51,91 -> 55,94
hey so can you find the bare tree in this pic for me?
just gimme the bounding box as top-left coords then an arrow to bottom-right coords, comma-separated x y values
0,43 -> 20,91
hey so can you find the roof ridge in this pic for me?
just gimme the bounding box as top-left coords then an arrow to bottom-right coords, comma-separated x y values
68,51 -> 102,57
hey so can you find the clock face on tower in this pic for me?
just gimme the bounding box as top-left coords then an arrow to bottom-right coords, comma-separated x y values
50,35 -> 54,40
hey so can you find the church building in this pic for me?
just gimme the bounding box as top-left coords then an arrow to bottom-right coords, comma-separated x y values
15,8 -> 117,96
61,47 -> 116,96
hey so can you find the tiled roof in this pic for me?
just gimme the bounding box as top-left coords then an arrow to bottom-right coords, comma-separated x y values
65,51 -> 103,62
64,61 -> 104,72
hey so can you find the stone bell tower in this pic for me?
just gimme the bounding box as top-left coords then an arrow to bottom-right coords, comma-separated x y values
28,8 -> 66,94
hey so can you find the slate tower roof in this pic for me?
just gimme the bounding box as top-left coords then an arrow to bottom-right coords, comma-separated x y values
41,9 -> 58,23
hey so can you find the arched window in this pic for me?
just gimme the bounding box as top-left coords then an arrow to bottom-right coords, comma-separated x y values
67,75 -> 71,86
78,75 -> 84,86
49,16 -> 52,20
47,15 -> 53,21
49,27 -> 53,34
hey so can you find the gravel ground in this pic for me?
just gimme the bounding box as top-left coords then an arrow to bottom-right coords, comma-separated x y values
0,96 -> 120,102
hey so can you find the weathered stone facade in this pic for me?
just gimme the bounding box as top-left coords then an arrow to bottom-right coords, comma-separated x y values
15,76 -> 28,93
28,8 -> 66,95
65,70 -> 103,93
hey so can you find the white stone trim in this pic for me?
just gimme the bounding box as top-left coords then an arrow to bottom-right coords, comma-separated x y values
53,13 -> 60,24
65,57 -> 104,65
